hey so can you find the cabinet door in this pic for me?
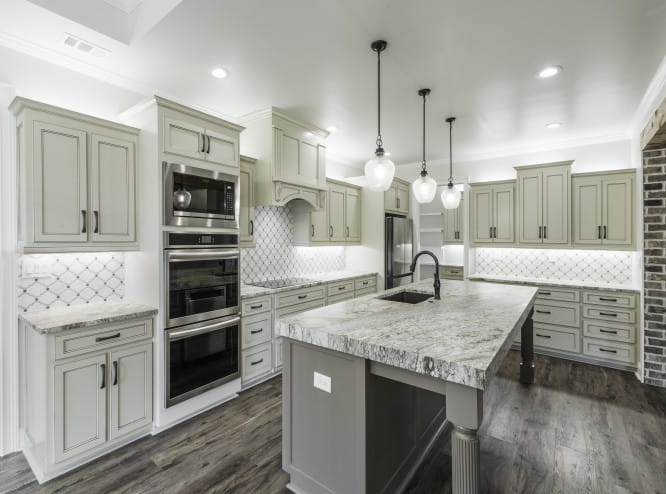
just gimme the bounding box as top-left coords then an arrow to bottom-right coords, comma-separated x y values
518,171 -> 543,243
397,183 -> 410,214
329,186 -> 346,242
310,194 -> 330,242
277,129 -> 301,184
542,167 -> 569,244
345,187 -> 361,242
384,185 -> 398,212
299,140 -> 319,187
54,354 -> 107,462
573,177 -> 603,245
163,117 -> 205,161
205,126 -> 239,168
471,187 -> 493,243
493,185 -> 515,243
90,134 -> 136,243
239,164 -> 254,244
109,343 -> 153,441
444,206 -> 459,243
33,121 -> 88,243
456,194 -> 465,242
603,175 -> 633,246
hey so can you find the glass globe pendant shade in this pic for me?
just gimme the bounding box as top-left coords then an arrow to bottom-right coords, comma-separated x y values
412,173 -> 437,203
364,152 -> 395,191
441,182 -> 461,209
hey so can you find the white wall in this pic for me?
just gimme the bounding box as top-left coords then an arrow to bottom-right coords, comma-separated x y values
0,83 -> 18,456
395,138 -> 633,185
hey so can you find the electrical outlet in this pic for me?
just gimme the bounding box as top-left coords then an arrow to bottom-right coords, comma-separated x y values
313,371 -> 331,393
22,258 -> 52,278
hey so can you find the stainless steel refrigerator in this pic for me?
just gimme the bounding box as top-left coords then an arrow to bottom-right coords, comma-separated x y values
385,215 -> 414,289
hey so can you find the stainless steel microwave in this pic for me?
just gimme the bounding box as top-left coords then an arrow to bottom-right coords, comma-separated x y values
163,161 -> 239,229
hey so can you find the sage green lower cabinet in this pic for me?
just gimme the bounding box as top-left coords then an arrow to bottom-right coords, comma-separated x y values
241,275 -> 378,389
509,283 -> 638,371
20,316 -> 154,483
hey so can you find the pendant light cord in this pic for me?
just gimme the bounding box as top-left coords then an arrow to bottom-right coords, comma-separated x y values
421,92 -> 426,173
376,48 -> 382,150
448,118 -> 454,183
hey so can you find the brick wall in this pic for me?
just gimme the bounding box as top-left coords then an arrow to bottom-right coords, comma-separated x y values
644,147 -> 666,387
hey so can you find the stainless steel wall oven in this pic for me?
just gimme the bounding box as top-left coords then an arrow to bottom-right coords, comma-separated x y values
164,161 -> 239,229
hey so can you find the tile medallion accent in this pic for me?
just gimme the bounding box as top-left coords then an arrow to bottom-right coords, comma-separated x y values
18,253 -> 125,313
474,248 -> 634,285
241,205 -> 345,283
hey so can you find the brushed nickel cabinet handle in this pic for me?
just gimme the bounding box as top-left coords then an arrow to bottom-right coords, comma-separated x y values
603,225 -> 607,239
250,328 -> 263,335
112,361 -> 118,386
536,310 -> 551,314
251,358 -> 264,366
200,133 -> 206,152
96,333 -> 120,342
543,225 -> 547,239
599,329 -> 618,334
250,220 -> 254,235
538,226 -> 542,239
297,295 -> 307,300
311,224 -> 315,238
100,363 -> 106,389
536,333 -> 551,339
598,226 -> 602,239
250,304 -> 263,310
599,312 -> 617,317
81,210 -> 87,233
93,210 -> 99,234
599,348 -> 617,354
599,297 -> 617,302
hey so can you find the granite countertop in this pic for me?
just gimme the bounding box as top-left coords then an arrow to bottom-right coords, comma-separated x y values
278,279 -> 537,390
467,274 -> 640,292
240,270 -> 378,299
19,301 -> 158,334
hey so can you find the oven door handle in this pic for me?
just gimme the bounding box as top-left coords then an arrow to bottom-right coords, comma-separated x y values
167,250 -> 240,262
167,317 -> 240,341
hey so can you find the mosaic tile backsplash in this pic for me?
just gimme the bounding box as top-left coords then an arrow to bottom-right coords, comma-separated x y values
240,206 -> 345,282
18,253 -> 125,313
473,248 -> 635,285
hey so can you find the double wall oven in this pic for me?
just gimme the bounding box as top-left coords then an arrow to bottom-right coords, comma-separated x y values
163,231 -> 241,408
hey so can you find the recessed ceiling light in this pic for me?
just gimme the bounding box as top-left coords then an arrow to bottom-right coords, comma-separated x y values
304,131 -> 314,138
539,65 -> 562,78
326,125 -> 337,132
211,67 -> 228,79
545,122 -> 563,129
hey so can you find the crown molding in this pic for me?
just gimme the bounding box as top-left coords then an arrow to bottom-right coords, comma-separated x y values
632,54 -> 666,137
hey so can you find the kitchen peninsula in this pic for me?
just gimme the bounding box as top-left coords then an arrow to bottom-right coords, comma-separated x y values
278,279 -> 537,494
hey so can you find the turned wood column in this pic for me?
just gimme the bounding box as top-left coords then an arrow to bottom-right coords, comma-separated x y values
446,382 -> 483,494
520,308 -> 535,385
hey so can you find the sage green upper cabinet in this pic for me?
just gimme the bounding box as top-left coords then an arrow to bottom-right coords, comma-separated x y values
572,170 -> 635,248
384,178 -> 410,215
292,179 -> 362,245
516,161 -> 571,245
239,109 -> 329,209
11,97 -> 139,252
443,193 -> 464,244
163,115 -> 240,168
470,181 -> 515,245
240,156 -> 256,248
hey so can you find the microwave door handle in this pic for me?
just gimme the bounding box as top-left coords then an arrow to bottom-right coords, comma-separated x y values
167,317 -> 240,341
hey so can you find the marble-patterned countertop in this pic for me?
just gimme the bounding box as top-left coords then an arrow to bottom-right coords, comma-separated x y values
20,301 -> 158,334
467,274 -> 640,292
278,279 -> 537,390
240,270 -> 378,299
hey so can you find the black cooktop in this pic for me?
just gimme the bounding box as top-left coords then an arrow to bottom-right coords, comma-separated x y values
247,277 -> 318,289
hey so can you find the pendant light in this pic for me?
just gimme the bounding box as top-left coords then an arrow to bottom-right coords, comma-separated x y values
364,40 -> 395,191
441,117 -> 461,209
412,88 -> 437,203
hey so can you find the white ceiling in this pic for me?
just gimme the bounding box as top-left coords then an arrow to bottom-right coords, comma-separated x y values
1,0 -> 665,167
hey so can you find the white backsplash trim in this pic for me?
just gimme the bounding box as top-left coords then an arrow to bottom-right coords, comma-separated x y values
473,248 -> 637,285
241,205 -> 345,282
18,252 -> 125,313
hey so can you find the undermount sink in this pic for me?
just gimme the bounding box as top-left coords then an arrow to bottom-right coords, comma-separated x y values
379,290 -> 433,304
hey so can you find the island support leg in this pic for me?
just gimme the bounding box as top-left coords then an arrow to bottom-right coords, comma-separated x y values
446,382 -> 483,494
519,308 -> 535,385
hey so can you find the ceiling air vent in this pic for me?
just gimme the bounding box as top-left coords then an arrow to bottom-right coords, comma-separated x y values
62,33 -> 110,59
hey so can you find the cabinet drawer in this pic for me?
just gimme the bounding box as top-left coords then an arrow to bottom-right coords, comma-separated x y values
583,320 -> 636,344
583,306 -> 635,324
442,266 -> 464,280
583,338 -> 636,365
354,276 -> 377,291
355,286 -> 377,297
533,301 -> 580,327
327,280 -> 354,297
274,338 -> 283,369
55,318 -> 153,359
241,296 -> 272,316
275,298 -> 326,320
582,291 -> 636,309
276,286 -> 325,308
537,287 -> 580,303
241,343 -> 272,382
328,292 -> 355,305
241,312 -> 272,349
533,324 -> 580,353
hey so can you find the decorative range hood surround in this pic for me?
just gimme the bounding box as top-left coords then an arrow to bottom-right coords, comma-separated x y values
239,108 -> 329,210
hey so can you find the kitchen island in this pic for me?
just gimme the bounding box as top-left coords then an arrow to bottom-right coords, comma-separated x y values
277,279 -> 537,494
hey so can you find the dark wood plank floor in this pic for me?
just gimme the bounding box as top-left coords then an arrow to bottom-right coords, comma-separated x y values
2,351 -> 665,494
